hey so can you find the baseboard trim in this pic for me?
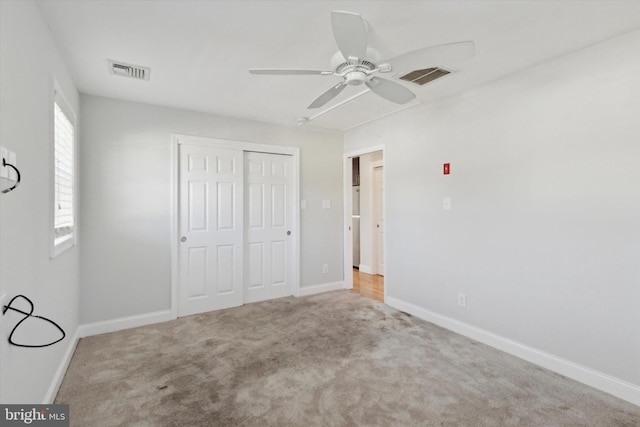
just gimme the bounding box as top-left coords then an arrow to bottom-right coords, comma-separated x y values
78,310 -> 174,338
297,281 -> 344,297
386,296 -> 640,407
358,264 -> 373,274
44,328 -> 79,404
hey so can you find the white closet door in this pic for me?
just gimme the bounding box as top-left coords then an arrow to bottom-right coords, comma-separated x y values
244,152 -> 294,303
178,144 -> 243,316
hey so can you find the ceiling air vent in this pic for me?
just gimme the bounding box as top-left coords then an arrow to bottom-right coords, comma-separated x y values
399,67 -> 451,86
108,60 -> 150,81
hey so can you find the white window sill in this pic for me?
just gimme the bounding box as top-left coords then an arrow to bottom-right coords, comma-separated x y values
51,234 -> 75,258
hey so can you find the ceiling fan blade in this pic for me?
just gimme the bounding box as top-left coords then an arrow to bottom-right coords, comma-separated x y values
249,69 -> 333,75
381,41 -> 475,76
331,11 -> 368,61
308,82 -> 346,109
365,77 -> 416,104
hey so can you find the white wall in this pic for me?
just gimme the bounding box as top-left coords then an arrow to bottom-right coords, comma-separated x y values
0,1 -> 80,403
345,30 -> 640,392
79,95 -> 343,324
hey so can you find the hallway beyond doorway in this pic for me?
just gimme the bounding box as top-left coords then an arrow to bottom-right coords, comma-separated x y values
352,268 -> 384,302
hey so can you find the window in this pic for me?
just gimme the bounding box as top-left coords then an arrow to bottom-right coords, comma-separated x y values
51,85 -> 76,257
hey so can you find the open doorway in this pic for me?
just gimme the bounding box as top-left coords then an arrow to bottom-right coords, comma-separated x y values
343,147 -> 384,302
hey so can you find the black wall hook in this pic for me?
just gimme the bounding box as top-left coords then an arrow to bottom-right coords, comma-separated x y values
1,158 -> 21,194
2,295 -> 66,348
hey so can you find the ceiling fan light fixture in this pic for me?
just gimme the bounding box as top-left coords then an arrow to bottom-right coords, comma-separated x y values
345,71 -> 367,86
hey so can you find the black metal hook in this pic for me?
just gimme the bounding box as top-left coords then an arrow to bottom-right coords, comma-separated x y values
1,158 -> 21,194
2,295 -> 66,348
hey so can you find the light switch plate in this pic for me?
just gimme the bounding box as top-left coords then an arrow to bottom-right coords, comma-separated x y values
301,200 -> 307,210
443,197 -> 451,210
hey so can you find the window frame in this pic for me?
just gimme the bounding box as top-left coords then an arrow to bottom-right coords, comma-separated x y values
50,80 -> 77,258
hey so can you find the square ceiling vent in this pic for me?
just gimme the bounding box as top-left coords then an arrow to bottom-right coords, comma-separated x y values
399,67 -> 451,86
108,60 -> 150,81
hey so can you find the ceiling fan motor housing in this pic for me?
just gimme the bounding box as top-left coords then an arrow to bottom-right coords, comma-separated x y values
335,57 -> 377,86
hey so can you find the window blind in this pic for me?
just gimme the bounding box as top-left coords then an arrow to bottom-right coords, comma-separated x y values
54,101 -> 74,239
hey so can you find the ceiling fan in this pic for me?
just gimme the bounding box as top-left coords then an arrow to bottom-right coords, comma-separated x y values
249,11 -> 475,110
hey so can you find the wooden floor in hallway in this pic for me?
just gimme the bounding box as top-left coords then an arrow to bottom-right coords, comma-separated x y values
352,268 -> 384,302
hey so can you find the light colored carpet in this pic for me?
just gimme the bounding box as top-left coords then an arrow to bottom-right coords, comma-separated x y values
56,291 -> 639,426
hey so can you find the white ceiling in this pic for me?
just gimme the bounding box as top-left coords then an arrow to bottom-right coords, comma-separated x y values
38,1 -> 640,131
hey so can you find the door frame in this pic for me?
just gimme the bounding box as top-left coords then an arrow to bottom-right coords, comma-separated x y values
171,134 -> 300,318
342,145 -> 384,291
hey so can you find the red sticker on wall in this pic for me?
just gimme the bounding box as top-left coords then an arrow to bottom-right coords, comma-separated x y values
443,163 -> 450,175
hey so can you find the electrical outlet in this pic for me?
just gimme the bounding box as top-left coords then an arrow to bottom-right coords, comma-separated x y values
301,200 -> 307,210
457,292 -> 466,308
322,200 -> 331,209
322,264 -> 328,274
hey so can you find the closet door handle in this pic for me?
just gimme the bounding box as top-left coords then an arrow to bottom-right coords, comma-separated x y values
180,236 -> 187,242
